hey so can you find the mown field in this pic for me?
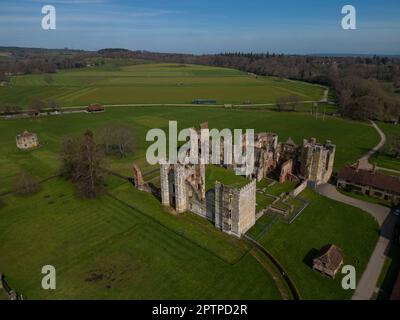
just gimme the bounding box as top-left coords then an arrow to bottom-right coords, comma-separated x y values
0,62 -> 325,107
0,177 -> 282,299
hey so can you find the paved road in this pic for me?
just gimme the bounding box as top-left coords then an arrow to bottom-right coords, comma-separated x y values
357,121 -> 386,170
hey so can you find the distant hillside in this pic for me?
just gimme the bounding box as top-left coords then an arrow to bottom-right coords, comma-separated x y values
0,46 -> 86,58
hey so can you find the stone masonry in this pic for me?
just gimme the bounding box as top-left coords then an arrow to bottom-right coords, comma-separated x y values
214,180 -> 256,237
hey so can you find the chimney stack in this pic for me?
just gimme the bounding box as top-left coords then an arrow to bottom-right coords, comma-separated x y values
355,160 -> 360,172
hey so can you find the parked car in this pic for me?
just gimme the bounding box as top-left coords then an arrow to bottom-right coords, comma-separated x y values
392,207 -> 400,217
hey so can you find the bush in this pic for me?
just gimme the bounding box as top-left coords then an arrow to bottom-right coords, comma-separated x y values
14,171 -> 41,195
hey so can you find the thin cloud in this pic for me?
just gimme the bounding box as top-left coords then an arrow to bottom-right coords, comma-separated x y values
27,0 -> 107,4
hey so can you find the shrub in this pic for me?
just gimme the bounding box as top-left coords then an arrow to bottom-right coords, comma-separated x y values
14,171 -> 41,195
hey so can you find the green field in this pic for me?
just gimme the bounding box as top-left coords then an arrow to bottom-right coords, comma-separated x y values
249,189 -> 379,300
0,62 -> 325,108
0,105 -> 379,194
370,122 -> 400,171
0,177 -> 282,299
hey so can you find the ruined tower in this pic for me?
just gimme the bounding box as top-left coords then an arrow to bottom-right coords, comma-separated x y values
160,163 -> 206,216
300,138 -> 336,188
214,180 -> 256,237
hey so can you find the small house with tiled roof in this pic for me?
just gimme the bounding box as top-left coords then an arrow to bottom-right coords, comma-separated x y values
313,244 -> 344,278
87,103 -> 104,113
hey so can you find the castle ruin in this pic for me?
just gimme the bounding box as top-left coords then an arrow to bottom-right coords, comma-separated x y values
16,131 -> 39,150
299,138 -> 336,188
160,163 -> 207,217
158,124 -> 335,238
214,180 -> 256,237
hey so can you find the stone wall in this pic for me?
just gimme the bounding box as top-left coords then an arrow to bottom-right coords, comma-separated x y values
214,180 -> 256,237
291,180 -> 308,197
300,138 -> 336,187
238,180 -> 256,235
160,163 -> 206,214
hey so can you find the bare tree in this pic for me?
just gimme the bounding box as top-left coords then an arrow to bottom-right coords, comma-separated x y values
288,94 -> 302,111
97,124 -> 135,158
60,135 -> 81,179
60,130 -> 104,198
30,98 -> 46,113
48,100 -> 61,112
14,171 -> 41,195
276,96 -> 289,112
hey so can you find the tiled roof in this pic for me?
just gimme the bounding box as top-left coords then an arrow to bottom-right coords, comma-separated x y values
87,104 -> 104,111
314,244 -> 344,271
338,166 -> 400,194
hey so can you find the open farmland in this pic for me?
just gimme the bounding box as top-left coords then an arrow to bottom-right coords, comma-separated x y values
0,62 -> 325,107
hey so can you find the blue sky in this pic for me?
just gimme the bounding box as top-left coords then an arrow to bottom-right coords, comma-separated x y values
0,0 -> 399,54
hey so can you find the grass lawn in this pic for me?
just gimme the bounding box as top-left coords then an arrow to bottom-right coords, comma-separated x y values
256,178 -> 275,189
256,193 -> 276,210
205,165 -> 248,191
378,169 -> 400,177
0,106 -> 379,195
370,122 -> 400,171
247,214 -> 278,240
0,62 -> 325,108
0,177 -> 281,299
266,181 -> 297,196
250,188 -> 379,300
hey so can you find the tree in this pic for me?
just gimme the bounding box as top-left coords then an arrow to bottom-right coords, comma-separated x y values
384,134 -> 400,159
276,96 -> 289,112
60,130 -> 104,198
60,135 -> 81,180
48,100 -> 61,112
30,98 -> 46,113
97,124 -> 136,158
288,94 -> 302,111
14,171 -> 41,195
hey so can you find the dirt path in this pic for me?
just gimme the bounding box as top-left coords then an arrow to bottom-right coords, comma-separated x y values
357,121 -> 386,170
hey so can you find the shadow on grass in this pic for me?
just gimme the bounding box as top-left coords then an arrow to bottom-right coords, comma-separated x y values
303,248 -> 319,268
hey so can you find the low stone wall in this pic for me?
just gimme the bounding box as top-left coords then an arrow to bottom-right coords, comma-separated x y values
291,180 -> 308,197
